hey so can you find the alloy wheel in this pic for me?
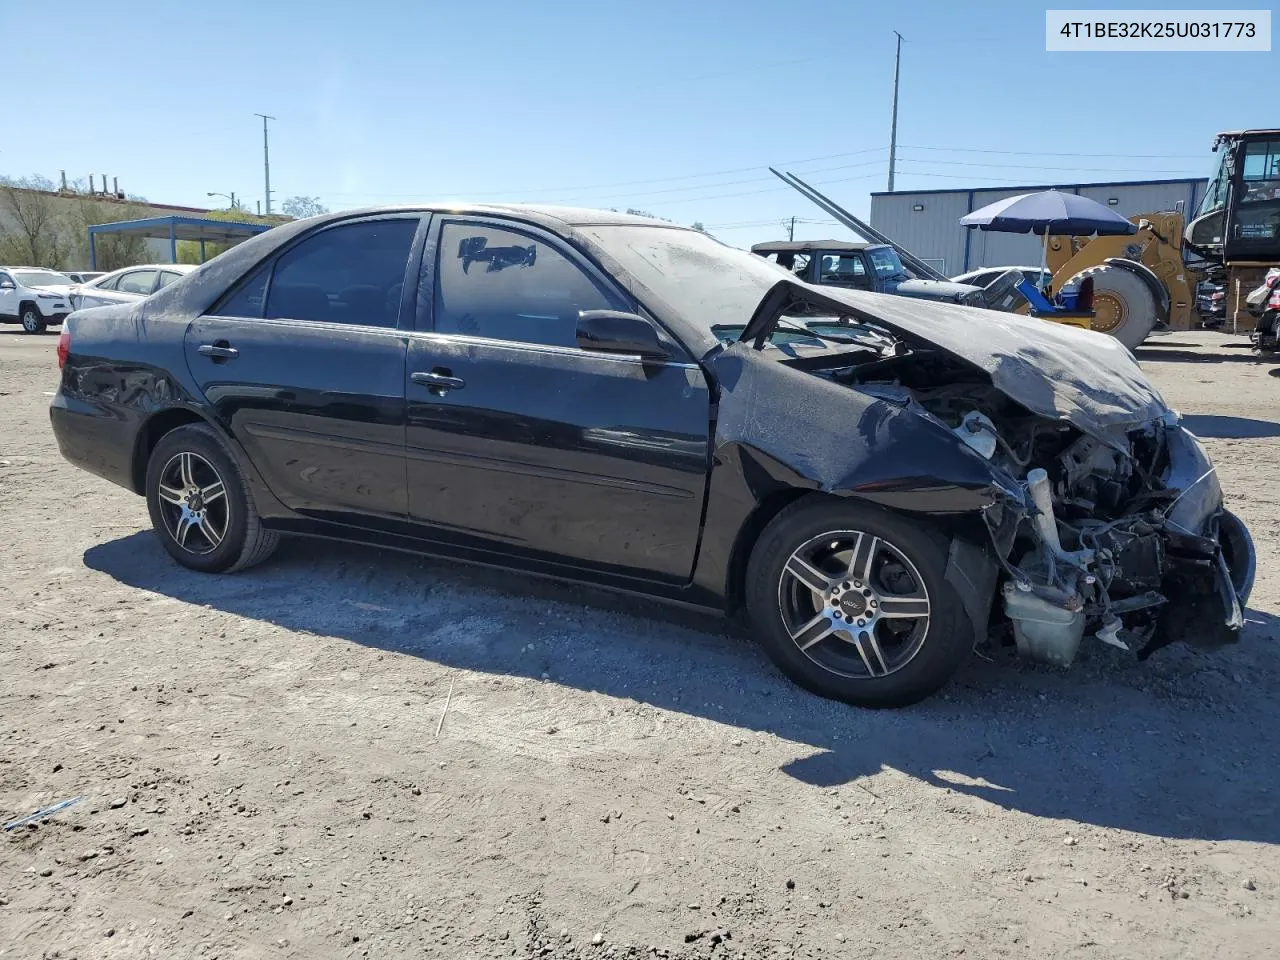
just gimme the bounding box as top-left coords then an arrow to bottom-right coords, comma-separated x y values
776,529 -> 931,679
155,451 -> 230,555
21,310 -> 41,332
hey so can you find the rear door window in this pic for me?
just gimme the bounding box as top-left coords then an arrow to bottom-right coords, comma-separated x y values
433,221 -> 619,347
265,218 -> 418,327
117,270 -> 158,295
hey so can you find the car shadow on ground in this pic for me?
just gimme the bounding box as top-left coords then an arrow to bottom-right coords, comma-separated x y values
85,531 -> 1280,845
1135,345 -> 1265,365
1180,414 -> 1280,439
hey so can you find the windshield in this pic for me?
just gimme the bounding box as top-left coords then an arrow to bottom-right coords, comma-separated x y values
579,224 -> 798,333
867,246 -> 907,279
1197,148 -> 1230,217
13,270 -> 72,288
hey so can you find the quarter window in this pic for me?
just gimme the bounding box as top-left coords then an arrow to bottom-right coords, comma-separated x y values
434,222 -> 618,347
265,218 -> 418,327
156,270 -> 184,289
117,270 -> 158,295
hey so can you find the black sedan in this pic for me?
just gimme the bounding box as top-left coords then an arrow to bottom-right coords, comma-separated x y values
50,205 -> 1256,707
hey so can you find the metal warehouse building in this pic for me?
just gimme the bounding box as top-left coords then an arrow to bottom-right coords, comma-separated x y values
869,178 -> 1207,278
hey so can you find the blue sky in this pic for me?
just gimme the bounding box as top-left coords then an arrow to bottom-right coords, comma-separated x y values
8,0 -> 1274,247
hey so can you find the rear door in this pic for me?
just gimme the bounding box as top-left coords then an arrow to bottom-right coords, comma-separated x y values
403,216 -> 711,582
184,214 -> 424,522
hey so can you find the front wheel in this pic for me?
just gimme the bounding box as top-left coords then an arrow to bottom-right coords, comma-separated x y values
144,423 -> 278,573
20,307 -> 46,334
745,497 -> 971,708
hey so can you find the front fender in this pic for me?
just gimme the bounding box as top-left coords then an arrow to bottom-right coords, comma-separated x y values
690,346 -> 1024,606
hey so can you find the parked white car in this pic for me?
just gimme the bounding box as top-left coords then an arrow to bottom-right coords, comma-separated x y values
0,267 -> 76,333
70,264 -> 197,311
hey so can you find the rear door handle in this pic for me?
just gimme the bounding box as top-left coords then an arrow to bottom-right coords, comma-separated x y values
197,343 -> 239,359
411,370 -> 466,394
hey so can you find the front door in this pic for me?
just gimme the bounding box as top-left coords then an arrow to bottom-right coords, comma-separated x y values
0,271 -> 15,318
184,215 -> 423,522
404,217 -> 711,582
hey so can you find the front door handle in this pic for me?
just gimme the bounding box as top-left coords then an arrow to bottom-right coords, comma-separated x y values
197,342 -> 239,360
411,370 -> 466,395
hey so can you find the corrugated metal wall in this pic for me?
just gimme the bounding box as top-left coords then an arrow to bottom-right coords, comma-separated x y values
870,179 -> 1206,277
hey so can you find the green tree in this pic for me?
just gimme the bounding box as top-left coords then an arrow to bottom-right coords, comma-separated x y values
0,176 -> 65,266
691,221 -> 707,233
282,196 -> 328,219
64,190 -> 152,272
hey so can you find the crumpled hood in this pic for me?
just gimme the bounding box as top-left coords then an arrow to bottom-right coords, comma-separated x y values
739,279 -> 1169,441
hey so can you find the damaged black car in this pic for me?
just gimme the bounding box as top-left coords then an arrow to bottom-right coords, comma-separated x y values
50,206 -> 1256,707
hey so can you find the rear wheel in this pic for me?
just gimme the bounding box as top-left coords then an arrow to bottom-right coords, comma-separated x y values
145,423 -> 278,573
1068,264 -> 1156,349
745,497 -> 970,708
20,306 -> 46,335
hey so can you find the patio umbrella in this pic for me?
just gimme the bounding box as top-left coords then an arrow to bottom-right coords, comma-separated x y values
960,189 -> 1137,282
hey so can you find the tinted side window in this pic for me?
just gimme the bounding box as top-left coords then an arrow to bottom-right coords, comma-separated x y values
214,265 -> 269,318
118,270 -> 158,295
156,270 -> 183,289
265,218 -> 417,327
434,222 -> 617,347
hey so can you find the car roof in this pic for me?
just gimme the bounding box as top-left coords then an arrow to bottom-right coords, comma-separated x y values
750,240 -> 880,253
291,203 -> 694,231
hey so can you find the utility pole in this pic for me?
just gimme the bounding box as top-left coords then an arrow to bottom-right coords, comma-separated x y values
887,31 -> 903,192
255,113 -> 275,215
788,216 -> 796,241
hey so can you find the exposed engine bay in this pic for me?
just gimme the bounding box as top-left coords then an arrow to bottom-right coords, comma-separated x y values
773,318 -> 1255,667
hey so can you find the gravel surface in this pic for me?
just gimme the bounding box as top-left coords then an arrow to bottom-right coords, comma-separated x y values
1,328 -> 1277,959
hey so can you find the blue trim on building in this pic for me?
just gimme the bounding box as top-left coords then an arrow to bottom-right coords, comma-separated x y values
86,215 -> 274,264
870,177 -> 1206,198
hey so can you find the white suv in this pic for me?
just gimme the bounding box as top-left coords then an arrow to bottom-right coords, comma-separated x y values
0,267 -> 75,334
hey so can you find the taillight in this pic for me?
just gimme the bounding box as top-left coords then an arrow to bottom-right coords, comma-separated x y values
1269,289 -> 1280,310
56,329 -> 70,369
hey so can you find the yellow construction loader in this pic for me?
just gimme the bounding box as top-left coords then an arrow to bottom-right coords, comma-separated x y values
1032,210 -> 1198,343
1016,130 -> 1280,345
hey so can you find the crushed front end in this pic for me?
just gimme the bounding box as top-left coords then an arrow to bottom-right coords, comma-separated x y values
954,404 -> 1257,665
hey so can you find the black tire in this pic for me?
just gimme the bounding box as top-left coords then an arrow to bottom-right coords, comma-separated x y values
144,423 -> 279,573
19,305 -> 46,335
1067,264 -> 1156,350
745,496 -> 970,708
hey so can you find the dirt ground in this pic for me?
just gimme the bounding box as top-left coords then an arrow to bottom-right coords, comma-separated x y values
1,328 -> 1277,960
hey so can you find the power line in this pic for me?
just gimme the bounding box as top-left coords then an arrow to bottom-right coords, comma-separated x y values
900,144 -> 1204,160
896,157 -> 1199,175
318,147 -> 888,202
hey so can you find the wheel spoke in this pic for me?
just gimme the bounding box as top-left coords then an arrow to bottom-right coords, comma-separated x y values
789,612 -> 838,651
878,595 -> 930,619
157,483 -> 185,505
846,533 -> 879,583
784,554 -> 831,594
852,628 -> 890,677
201,479 -> 225,504
174,514 -> 194,547
198,515 -> 224,548
178,453 -> 195,489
